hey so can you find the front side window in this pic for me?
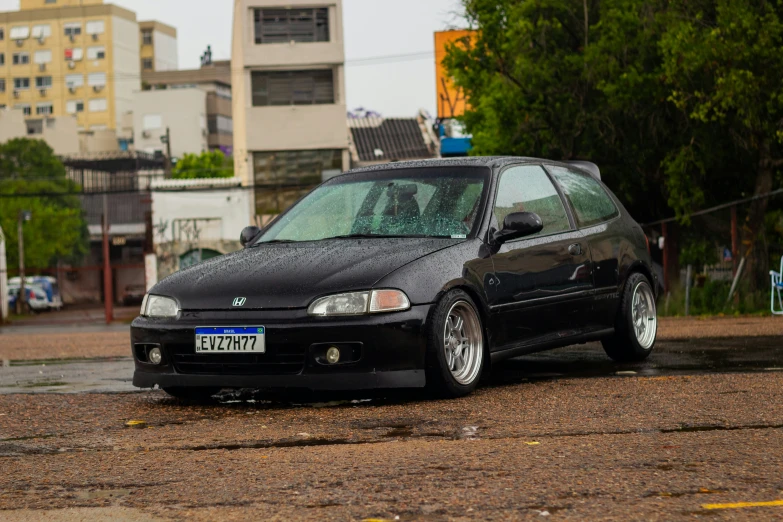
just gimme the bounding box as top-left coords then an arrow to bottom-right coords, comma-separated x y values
494,165 -> 571,237
254,8 -> 329,44
251,70 -> 334,106
547,166 -> 619,227
256,167 -> 488,243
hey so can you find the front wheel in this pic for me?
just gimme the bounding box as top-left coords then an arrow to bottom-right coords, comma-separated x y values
602,273 -> 657,362
162,387 -> 222,401
426,290 -> 486,398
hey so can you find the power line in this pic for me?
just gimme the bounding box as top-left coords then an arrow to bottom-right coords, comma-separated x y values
641,187 -> 783,227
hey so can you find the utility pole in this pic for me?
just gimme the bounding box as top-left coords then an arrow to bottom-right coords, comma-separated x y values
16,210 -> 31,315
102,195 -> 113,324
161,127 -> 172,176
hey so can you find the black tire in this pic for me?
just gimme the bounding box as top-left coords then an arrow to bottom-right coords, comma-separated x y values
162,387 -> 222,401
425,290 -> 486,398
602,273 -> 657,362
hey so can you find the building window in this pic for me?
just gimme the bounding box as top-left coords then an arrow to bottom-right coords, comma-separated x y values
253,8 -> 329,44
142,29 -> 152,45
88,72 -> 106,87
208,115 -> 233,135
31,24 -> 51,39
87,46 -> 105,60
65,74 -> 84,88
65,48 -> 83,61
253,150 -> 343,214
251,70 -> 334,106
86,20 -> 105,35
45,0 -> 57,4
66,100 -> 84,114
36,102 -> 53,115
143,114 -> 162,130
0,28 -> 4,41
15,104 -> 32,116
88,98 -> 107,112
216,84 -> 232,99
13,78 -> 30,90
12,52 -> 30,65
0,79 -> 5,92
0,53 -> 4,66
34,50 -> 52,64
10,26 -> 30,40
64,23 -> 81,37
35,76 -> 52,89
142,58 -> 153,70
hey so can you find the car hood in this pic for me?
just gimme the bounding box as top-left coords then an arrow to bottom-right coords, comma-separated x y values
151,238 -> 461,310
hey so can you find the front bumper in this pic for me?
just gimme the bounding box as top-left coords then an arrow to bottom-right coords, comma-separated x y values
131,305 -> 432,391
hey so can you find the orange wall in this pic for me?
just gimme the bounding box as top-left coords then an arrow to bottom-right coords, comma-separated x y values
434,29 -> 475,119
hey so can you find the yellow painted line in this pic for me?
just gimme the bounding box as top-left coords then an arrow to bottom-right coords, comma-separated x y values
702,499 -> 783,510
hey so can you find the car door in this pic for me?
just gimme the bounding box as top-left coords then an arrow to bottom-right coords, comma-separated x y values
545,165 -> 622,329
486,164 -> 593,349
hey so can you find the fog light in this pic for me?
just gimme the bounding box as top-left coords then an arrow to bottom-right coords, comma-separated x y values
148,347 -> 162,365
326,346 -> 341,364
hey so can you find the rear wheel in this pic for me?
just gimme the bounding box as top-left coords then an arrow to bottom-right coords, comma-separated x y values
426,290 -> 486,397
162,387 -> 221,401
602,273 -> 657,362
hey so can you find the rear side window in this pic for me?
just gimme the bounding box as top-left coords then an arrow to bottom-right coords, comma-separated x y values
547,166 -> 618,227
494,165 -> 571,237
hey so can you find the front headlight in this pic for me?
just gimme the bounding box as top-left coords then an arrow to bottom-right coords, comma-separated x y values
308,289 -> 411,316
141,294 -> 179,318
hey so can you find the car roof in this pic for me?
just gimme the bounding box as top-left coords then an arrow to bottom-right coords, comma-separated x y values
342,156 -> 597,177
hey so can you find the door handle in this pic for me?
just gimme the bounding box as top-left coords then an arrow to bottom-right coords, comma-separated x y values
568,243 -> 583,256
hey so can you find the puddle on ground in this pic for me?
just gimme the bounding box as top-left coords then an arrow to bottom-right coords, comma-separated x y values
661,423 -> 783,433
74,488 -> 132,500
18,381 -> 68,389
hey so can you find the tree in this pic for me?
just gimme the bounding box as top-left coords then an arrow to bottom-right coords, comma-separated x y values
660,0 -> 783,286
172,151 -> 234,179
0,139 -> 88,272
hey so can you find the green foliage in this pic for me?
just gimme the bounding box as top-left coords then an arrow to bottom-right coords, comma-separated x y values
0,139 -> 88,271
660,279 -> 768,316
172,151 -> 234,179
679,239 -> 718,267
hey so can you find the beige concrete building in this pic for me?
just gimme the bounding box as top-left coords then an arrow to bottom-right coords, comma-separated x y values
133,87 -> 207,158
139,20 -> 177,73
142,59 -> 232,154
231,0 -> 349,216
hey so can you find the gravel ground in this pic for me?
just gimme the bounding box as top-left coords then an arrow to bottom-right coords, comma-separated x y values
1,315 -> 781,363
1,371 -> 782,520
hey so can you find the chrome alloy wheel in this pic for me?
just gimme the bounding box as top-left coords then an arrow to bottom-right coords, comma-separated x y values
443,300 -> 483,385
632,281 -> 657,349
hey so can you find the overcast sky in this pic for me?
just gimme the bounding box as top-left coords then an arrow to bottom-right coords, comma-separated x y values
0,0 -> 464,116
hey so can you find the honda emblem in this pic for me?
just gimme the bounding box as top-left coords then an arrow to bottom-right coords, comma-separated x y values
232,297 -> 247,307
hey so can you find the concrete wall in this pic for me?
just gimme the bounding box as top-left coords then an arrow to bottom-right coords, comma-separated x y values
152,186 -> 250,278
153,30 -> 178,71
133,88 -> 207,157
244,104 -> 349,151
111,14 -> 141,132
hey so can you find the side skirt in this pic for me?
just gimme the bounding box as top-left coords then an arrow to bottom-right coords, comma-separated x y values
490,327 -> 614,364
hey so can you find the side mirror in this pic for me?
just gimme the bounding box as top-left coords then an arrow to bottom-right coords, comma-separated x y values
491,212 -> 543,245
240,226 -> 262,248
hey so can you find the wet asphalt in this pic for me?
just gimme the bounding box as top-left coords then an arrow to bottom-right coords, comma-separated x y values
0,336 -> 782,520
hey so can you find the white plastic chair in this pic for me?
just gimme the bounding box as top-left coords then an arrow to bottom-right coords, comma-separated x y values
771,256 -> 783,315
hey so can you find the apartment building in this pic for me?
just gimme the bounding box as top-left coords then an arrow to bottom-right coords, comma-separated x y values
231,0 -> 350,216
139,20 -> 177,73
0,0 -> 142,133
133,88 -> 208,158
142,59 -> 233,154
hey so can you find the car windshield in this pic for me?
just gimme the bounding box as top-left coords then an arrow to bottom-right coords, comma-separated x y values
255,167 -> 489,244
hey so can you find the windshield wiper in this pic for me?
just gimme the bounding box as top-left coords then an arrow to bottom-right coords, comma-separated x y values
322,234 -> 451,240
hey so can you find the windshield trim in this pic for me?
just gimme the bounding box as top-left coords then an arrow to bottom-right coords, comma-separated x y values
253,165 -> 492,245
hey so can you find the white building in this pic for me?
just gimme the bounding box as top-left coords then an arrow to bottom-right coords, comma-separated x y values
150,177 -> 251,278
133,88 -> 208,158
231,0 -> 350,217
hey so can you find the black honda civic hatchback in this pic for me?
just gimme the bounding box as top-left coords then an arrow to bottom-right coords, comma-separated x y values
132,157 -> 658,399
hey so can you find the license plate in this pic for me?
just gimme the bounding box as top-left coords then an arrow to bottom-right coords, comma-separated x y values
195,327 -> 266,353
